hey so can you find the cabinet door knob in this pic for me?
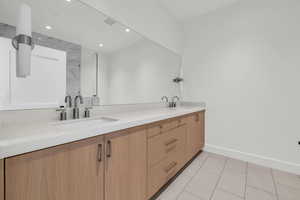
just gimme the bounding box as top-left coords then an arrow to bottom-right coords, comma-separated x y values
97,144 -> 103,162
106,140 -> 112,158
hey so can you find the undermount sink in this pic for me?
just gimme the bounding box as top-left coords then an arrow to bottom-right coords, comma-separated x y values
51,116 -> 119,126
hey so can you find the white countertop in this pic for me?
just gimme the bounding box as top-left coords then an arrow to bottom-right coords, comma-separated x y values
0,105 -> 205,159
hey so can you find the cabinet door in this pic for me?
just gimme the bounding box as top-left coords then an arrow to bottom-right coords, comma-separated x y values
105,128 -> 147,200
185,112 -> 205,160
5,136 -> 104,200
193,112 -> 205,153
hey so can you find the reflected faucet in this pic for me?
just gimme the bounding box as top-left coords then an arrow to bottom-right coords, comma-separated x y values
161,96 -> 169,103
73,93 -> 84,119
170,96 -> 180,108
65,95 -> 72,108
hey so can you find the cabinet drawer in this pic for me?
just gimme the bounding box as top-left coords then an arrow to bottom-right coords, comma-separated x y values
147,152 -> 182,198
161,120 -> 178,132
147,125 -> 161,138
148,125 -> 186,167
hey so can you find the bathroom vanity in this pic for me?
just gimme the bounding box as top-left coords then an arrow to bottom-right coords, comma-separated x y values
0,108 -> 205,200
0,0 -> 203,199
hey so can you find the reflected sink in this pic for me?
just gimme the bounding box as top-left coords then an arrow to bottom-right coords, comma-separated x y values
51,116 -> 119,127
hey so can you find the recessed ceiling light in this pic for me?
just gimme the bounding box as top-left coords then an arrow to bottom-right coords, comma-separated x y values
45,25 -> 52,30
125,28 -> 131,33
66,0 -> 72,2
99,43 -> 104,47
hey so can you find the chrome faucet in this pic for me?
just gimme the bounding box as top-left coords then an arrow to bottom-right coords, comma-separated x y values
65,95 -> 72,108
161,96 -> 169,104
170,96 -> 180,108
73,93 -> 84,119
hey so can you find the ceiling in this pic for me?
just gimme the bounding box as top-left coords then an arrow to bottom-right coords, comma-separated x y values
0,0 -> 143,53
158,0 -> 240,22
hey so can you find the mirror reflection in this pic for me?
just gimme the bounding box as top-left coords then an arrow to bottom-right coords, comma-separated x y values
0,0 -> 182,110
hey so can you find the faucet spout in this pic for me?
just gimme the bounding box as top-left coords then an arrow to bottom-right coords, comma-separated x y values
161,96 -> 169,103
65,95 -> 72,107
74,94 -> 83,108
73,93 -> 84,119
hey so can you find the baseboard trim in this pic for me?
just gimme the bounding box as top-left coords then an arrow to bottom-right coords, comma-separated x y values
204,144 -> 300,175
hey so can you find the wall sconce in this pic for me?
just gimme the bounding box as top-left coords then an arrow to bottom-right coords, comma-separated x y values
12,3 -> 34,78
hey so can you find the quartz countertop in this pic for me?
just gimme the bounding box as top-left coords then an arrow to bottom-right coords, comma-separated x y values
0,105 -> 205,159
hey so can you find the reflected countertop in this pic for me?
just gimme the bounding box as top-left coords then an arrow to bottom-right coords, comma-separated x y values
0,104 -> 205,159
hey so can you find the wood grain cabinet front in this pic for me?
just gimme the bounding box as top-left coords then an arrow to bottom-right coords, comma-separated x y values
148,125 -> 186,167
147,125 -> 187,198
104,128 -> 147,200
184,111 -> 205,161
5,136 -> 105,200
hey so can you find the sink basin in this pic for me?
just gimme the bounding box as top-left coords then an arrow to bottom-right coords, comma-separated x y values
51,116 -> 119,126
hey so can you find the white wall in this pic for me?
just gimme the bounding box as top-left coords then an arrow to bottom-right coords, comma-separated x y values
182,0 -> 300,173
102,39 -> 181,105
80,0 -> 183,55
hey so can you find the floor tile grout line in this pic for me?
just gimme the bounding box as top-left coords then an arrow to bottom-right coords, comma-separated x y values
208,157 -> 228,200
243,162 -> 248,200
175,153 -> 210,200
271,169 -> 280,200
185,190 -> 207,200
246,164 -> 279,196
217,188 -> 245,199
246,185 -> 278,197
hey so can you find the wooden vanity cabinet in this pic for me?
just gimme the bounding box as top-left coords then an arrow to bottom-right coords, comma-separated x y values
2,111 -> 205,200
5,136 -> 105,200
147,121 -> 187,198
184,111 -> 205,161
104,127 -> 147,200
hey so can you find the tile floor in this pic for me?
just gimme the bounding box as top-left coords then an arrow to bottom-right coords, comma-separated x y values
157,152 -> 300,200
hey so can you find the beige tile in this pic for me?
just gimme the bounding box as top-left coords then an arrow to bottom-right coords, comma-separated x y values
200,156 -> 227,175
212,189 -> 243,200
158,175 -> 192,200
181,153 -> 208,178
246,186 -> 276,200
247,163 -> 276,194
277,183 -> 300,200
217,170 -> 246,197
177,192 -> 203,200
185,170 -> 220,200
224,158 -> 247,175
273,169 -> 300,189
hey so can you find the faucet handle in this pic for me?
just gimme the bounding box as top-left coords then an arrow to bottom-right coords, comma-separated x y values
161,96 -> 169,102
56,105 -> 65,111
84,107 -> 92,118
56,106 -> 67,121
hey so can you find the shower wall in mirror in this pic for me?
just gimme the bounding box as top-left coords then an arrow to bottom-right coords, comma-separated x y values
0,0 -> 182,110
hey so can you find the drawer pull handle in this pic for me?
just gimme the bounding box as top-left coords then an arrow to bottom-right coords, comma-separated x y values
165,161 -> 177,173
165,139 -> 178,146
97,144 -> 103,162
165,145 -> 176,153
106,140 -> 112,158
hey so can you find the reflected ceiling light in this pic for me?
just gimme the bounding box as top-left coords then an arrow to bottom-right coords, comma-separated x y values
45,25 -> 52,30
99,43 -> 104,47
125,28 -> 131,33
12,3 -> 34,78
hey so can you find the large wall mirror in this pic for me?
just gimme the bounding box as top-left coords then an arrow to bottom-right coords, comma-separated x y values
0,0 -> 182,110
